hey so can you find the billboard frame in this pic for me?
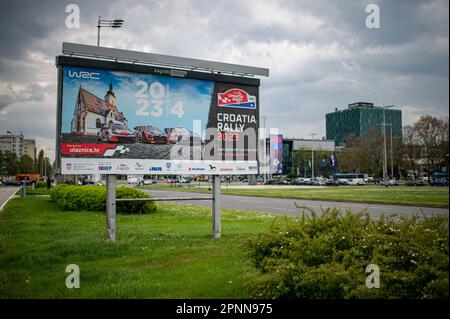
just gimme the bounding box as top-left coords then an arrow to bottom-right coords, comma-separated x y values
55,44 -> 268,242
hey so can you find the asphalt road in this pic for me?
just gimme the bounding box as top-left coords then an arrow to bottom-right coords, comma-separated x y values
141,188 -> 449,218
0,187 -> 20,211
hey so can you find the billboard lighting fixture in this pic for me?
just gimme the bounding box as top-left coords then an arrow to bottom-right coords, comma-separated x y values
62,42 -> 269,78
97,16 -> 124,46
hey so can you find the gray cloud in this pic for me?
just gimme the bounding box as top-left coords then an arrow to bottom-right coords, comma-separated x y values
0,0 -> 448,158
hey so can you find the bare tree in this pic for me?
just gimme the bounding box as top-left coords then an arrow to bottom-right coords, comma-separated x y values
413,115 -> 448,183
338,128 -> 384,179
402,125 -> 421,179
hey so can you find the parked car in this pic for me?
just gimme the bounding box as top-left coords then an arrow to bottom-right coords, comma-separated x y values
406,179 -> 426,186
325,179 -> 339,186
98,121 -> 135,143
337,178 -> 349,185
380,179 -> 399,186
2,180 -> 20,186
431,179 -> 449,187
164,127 -> 201,144
364,176 -> 375,183
143,179 -> 157,185
134,125 -> 169,144
292,178 -> 306,185
127,176 -> 139,184
348,178 -> 365,186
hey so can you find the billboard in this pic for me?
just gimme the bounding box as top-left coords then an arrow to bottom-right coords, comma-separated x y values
56,56 -> 260,175
270,134 -> 283,174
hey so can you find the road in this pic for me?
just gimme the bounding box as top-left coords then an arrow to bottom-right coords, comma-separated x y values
141,189 -> 449,218
0,187 -> 20,211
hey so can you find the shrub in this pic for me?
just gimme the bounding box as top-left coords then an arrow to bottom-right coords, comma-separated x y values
36,181 -> 47,188
245,207 -> 449,299
50,184 -> 156,214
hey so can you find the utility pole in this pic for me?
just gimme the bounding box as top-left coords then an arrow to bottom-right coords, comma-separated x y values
310,133 -> 318,180
390,124 -> 394,179
261,115 -> 268,183
378,104 -> 394,184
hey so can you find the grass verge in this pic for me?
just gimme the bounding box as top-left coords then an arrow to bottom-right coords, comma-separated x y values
0,197 -> 274,298
140,185 -> 449,208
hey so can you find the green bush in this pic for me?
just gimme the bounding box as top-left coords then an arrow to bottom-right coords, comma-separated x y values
50,184 -> 156,214
36,181 -> 47,188
245,207 -> 449,299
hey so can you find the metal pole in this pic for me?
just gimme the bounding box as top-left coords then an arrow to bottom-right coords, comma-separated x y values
97,16 -> 101,47
212,175 -> 221,238
97,26 -> 100,46
261,115 -> 268,183
382,106 -> 387,183
106,174 -> 116,242
311,149 -> 314,180
390,124 -> 394,179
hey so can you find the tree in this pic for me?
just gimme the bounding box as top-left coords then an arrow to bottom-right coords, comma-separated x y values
338,128 -> 385,179
413,115 -> 448,183
0,151 -> 5,176
37,149 -> 45,175
19,155 -> 35,174
4,151 -> 19,176
402,125 -> 421,179
44,157 -> 53,177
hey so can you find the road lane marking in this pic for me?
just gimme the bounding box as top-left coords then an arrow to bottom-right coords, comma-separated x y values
0,188 -> 19,211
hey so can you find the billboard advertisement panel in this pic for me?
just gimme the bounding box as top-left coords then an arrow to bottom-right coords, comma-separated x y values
56,57 -> 259,175
270,134 -> 283,174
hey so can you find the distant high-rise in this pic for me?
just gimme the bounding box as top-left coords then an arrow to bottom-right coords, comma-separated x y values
326,102 -> 402,146
0,132 -> 36,160
0,131 -> 24,159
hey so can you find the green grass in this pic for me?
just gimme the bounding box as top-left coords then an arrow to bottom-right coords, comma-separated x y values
24,187 -> 51,195
141,185 -> 449,208
0,197 -> 275,298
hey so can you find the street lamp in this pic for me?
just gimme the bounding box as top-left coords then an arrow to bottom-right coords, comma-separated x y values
378,104 -> 394,184
97,16 -> 124,46
261,115 -> 268,183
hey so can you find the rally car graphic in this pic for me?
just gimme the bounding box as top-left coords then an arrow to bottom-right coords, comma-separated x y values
98,121 -> 135,143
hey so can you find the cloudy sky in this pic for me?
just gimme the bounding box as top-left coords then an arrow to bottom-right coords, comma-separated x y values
0,0 -> 448,161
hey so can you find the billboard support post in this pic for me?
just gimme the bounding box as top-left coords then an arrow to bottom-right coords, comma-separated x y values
106,174 -> 116,242
212,175 -> 221,238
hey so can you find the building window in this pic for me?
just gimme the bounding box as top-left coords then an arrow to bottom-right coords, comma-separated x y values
96,118 -> 102,129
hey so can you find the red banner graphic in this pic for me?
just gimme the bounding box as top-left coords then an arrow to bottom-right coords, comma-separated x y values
61,143 -> 116,155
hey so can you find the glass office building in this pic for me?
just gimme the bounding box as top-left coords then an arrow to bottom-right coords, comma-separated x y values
326,102 -> 402,146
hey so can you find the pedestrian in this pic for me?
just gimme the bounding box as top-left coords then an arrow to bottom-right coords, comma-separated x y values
47,176 -> 52,190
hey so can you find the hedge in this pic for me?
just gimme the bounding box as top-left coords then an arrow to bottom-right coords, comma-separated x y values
50,184 -> 156,214
245,207 -> 449,299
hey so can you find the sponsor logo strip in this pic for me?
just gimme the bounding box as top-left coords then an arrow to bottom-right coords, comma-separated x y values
61,158 -> 259,175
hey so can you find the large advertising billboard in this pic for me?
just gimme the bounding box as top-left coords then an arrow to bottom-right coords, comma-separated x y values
270,134 -> 283,174
56,57 -> 260,175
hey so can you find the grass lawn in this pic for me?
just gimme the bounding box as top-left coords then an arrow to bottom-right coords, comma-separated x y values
141,185 -> 449,208
22,187 -> 51,196
0,197 -> 275,298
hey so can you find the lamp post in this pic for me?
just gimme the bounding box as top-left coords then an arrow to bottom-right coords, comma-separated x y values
97,16 -> 124,46
378,104 -> 394,184
390,124 -> 393,179
261,115 -> 268,183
